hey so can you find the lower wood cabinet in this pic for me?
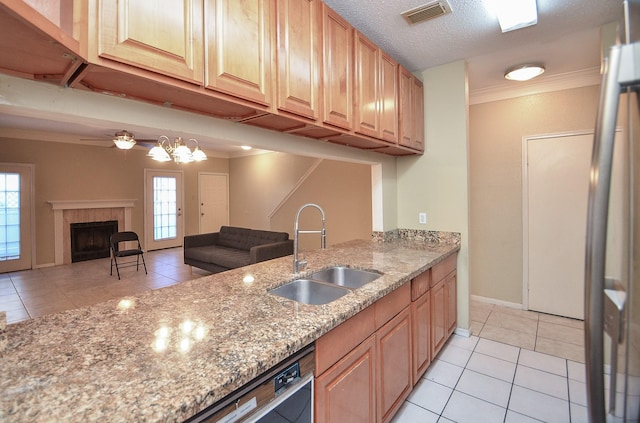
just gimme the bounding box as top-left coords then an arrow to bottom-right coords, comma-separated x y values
315,256 -> 457,422
446,270 -> 457,336
431,277 -> 447,359
376,307 -> 412,423
315,335 -> 377,423
411,288 -> 431,383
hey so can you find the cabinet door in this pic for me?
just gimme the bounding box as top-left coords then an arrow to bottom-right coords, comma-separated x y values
431,279 -> 446,358
379,51 -> 398,143
446,271 -> 457,336
321,4 -> 353,130
412,76 -> 425,151
377,307 -> 412,423
398,65 -> 424,151
398,65 -> 414,148
354,31 -> 379,138
315,336 -> 376,423
98,0 -> 203,83
275,0 -> 320,120
205,0 -> 273,106
411,291 -> 431,384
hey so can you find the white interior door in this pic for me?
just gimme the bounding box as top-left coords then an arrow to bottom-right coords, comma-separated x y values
524,133 -> 594,319
145,170 -> 184,251
199,173 -> 229,233
0,164 -> 33,273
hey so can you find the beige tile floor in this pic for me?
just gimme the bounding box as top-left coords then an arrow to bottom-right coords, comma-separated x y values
470,299 -> 585,363
1,250 -> 589,422
390,300 -> 588,423
0,247 -> 210,324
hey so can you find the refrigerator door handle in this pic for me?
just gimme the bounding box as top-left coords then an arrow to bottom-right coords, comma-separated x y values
603,284 -> 627,415
585,44 -> 622,423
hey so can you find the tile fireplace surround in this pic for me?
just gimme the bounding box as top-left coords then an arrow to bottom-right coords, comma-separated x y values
47,200 -> 136,265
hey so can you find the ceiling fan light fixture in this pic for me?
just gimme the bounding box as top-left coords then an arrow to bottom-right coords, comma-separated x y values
113,130 -> 136,150
504,64 -> 545,81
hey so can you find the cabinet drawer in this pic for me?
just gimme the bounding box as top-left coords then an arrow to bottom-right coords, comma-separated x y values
431,253 -> 457,287
411,270 -> 430,301
315,304 -> 375,375
375,283 -> 410,329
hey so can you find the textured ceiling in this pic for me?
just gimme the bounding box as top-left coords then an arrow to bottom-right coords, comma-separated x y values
322,0 -> 623,90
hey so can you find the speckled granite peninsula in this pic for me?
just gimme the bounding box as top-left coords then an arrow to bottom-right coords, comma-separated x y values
0,237 -> 459,422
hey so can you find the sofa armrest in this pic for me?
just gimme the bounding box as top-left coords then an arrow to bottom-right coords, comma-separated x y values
184,232 -> 220,249
250,240 -> 294,263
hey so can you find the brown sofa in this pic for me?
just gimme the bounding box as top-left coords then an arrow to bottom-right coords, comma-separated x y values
184,226 -> 293,273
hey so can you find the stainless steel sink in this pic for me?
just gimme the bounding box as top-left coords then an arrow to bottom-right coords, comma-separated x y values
309,266 -> 382,289
268,279 -> 350,305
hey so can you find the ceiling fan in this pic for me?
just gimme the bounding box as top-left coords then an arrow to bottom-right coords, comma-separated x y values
80,130 -> 157,149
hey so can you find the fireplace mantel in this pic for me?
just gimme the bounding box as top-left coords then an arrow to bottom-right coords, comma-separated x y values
48,199 -> 137,265
48,199 -> 137,210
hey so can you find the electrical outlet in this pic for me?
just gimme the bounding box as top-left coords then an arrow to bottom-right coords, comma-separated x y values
419,212 -> 427,224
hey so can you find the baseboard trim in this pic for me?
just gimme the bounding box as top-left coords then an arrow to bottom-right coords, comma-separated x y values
454,328 -> 471,338
471,294 -> 523,310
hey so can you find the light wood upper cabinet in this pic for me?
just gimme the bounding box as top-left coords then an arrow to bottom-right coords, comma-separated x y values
354,31 -> 398,143
97,0 -> 204,84
321,4 -> 353,130
275,0 -> 321,120
354,31 -> 379,137
398,65 -> 424,151
379,52 -> 399,142
205,0 -> 273,106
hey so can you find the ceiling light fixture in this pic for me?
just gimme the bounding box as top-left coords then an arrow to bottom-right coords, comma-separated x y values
241,145 -> 252,151
488,0 -> 538,33
112,130 -> 136,150
504,64 -> 545,81
147,136 -> 208,163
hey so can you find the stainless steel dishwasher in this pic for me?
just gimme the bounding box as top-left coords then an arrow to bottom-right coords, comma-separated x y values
186,344 -> 315,423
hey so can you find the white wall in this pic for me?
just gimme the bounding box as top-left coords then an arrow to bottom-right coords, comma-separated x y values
397,61 -> 470,331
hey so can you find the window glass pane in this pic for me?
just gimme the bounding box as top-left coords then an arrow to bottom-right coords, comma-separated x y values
0,173 -> 20,261
153,176 -> 177,241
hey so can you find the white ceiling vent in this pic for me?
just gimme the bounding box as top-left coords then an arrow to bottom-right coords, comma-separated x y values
401,1 -> 452,25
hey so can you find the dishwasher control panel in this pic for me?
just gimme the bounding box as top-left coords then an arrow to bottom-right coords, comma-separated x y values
274,362 -> 300,394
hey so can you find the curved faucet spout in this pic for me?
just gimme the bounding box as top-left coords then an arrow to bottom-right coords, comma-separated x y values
294,203 -> 326,273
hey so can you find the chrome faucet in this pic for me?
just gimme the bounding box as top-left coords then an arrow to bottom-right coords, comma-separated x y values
293,203 -> 326,273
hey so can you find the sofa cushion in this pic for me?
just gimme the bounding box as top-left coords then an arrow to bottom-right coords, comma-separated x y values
246,229 -> 289,249
217,226 -> 252,250
185,245 -> 252,269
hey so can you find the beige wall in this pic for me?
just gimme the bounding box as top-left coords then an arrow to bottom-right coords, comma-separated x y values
228,152 -> 317,229
1,137 -> 229,266
397,61 -> 471,331
469,85 -> 600,304
269,158 -> 372,250
230,152 -> 372,250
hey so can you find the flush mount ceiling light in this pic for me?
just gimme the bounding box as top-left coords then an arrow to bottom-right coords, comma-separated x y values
112,130 -> 136,150
241,145 -> 252,151
487,0 -> 538,33
147,135 -> 208,163
504,64 -> 545,81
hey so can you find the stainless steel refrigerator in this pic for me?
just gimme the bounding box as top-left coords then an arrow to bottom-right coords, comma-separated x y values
585,1 -> 640,421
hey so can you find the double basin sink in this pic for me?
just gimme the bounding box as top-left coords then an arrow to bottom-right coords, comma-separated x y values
269,266 -> 382,305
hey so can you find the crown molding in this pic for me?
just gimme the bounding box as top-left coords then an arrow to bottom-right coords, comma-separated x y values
469,66 -> 602,105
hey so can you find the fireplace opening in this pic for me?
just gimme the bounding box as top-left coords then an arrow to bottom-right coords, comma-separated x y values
70,220 -> 118,263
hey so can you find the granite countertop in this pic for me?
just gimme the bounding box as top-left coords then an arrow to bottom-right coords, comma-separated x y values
0,238 -> 459,422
